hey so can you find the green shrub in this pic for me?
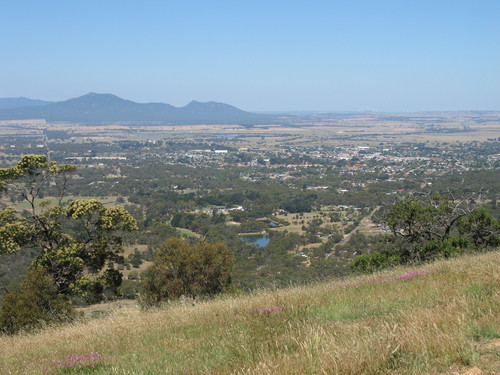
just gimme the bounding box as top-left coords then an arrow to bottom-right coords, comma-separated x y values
140,238 -> 233,307
350,251 -> 401,274
119,280 -> 141,299
0,268 -> 75,334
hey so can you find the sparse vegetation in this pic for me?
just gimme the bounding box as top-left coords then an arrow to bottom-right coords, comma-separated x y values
0,251 -> 498,374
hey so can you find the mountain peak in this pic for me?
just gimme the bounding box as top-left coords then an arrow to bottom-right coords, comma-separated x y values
81,92 -> 117,98
75,92 -> 126,101
0,93 -> 278,125
184,100 -> 236,109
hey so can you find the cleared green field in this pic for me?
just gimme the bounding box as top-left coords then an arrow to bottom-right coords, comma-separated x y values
176,227 -> 201,238
273,208 -> 360,236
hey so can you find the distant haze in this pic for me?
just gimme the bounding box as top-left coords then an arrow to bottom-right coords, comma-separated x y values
1,1 -> 499,112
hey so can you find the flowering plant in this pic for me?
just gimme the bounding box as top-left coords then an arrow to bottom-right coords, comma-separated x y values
45,352 -> 104,371
257,306 -> 285,315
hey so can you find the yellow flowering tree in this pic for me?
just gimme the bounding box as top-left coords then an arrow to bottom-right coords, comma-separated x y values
0,155 -> 138,301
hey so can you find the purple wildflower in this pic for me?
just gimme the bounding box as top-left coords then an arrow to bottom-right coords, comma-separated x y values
50,352 -> 105,370
386,270 -> 430,282
257,306 -> 285,315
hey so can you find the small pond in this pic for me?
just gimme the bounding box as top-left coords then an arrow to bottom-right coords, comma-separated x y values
240,234 -> 270,247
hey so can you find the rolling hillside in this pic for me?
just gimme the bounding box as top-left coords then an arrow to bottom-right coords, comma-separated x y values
0,251 -> 498,374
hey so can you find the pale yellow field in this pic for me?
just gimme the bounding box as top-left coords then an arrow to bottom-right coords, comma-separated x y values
2,112 -> 498,147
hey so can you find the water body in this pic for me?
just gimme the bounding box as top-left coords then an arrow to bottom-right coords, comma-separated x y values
240,234 -> 270,247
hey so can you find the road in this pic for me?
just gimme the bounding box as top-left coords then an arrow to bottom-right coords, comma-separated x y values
324,206 -> 381,260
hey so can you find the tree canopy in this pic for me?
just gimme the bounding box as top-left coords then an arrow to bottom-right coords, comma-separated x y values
0,155 -> 138,300
352,193 -> 499,273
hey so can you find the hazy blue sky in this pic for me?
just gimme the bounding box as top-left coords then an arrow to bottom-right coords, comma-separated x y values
1,1 -> 499,111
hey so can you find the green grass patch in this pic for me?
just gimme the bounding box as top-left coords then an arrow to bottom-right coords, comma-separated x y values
464,282 -> 494,300
471,323 -> 500,340
176,227 -> 201,238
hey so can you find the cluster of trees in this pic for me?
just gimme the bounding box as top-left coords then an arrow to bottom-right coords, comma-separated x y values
352,193 -> 499,273
170,211 -> 226,234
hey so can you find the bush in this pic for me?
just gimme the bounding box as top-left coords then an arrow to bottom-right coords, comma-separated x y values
350,251 -> 401,274
140,238 -> 233,307
0,268 -> 75,334
119,280 -> 141,299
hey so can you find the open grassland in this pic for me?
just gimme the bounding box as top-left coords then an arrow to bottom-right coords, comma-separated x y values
0,196 -> 123,211
273,207 -> 359,235
118,245 -> 152,278
1,251 -> 499,375
176,227 -> 202,239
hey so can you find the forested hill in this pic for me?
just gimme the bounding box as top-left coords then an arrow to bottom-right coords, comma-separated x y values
0,92 -> 280,125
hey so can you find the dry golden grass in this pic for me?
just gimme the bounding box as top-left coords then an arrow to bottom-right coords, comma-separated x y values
1,251 -> 498,374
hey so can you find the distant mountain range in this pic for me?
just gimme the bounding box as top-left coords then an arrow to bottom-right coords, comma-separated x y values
0,97 -> 53,110
0,93 -> 279,126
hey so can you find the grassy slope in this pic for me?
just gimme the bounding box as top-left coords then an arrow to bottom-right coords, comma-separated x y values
0,251 -> 499,375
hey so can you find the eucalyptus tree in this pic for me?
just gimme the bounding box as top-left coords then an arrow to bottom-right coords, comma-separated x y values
352,193 -> 499,273
0,155 -> 138,300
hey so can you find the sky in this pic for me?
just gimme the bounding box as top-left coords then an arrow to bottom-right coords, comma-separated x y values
1,0 -> 499,112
